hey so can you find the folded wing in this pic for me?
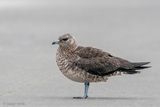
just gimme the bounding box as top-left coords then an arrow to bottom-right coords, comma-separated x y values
73,47 -> 150,76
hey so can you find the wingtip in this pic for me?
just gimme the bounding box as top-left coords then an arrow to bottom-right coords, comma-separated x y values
132,62 -> 151,66
140,62 -> 151,64
145,62 -> 151,64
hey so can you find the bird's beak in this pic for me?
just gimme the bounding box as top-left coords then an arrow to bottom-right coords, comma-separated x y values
52,40 -> 59,45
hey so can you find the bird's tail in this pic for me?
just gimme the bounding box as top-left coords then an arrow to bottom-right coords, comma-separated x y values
123,62 -> 151,74
132,62 -> 151,70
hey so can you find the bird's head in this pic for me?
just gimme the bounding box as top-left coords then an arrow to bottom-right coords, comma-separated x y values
52,34 -> 78,51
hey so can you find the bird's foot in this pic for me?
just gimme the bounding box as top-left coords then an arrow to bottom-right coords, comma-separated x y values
73,96 -> 88,99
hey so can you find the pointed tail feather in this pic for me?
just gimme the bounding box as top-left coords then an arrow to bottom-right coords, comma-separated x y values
131,62 -> 151,70
132,62 -> 150,67
134,66 -> 151,70
121,62 -> 151,74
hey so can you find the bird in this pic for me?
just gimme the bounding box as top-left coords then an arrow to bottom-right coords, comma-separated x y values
52,33 -> 150,99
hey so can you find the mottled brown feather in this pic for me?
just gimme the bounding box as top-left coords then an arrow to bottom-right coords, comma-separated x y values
73,46 -> 134,76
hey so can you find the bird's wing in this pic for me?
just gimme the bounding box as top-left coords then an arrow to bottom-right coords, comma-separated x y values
75,46 -> 113,58
72,47 -> 134,76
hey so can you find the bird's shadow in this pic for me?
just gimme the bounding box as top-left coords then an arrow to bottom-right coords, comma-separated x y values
86,97 -> 152,100
40,96 -> 153,101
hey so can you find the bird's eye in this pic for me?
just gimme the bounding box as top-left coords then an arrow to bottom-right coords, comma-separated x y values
62,38 -> 68,41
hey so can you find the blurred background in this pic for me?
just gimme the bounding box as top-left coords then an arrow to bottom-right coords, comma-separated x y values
0,0 -> 160,106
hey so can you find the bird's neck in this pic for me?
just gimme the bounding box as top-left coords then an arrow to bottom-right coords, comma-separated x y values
59,45 -> 78,57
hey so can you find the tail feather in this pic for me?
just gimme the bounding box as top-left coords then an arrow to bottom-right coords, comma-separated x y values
121,62 -> 151,74
132,62 -> 150,67
134,66 -> 151,70
124,70 -> 140,74
132,62 -> 151,70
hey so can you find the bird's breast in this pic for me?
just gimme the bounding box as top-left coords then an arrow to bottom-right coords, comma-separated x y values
56,51 -> 84,82
56,49 -> 108,82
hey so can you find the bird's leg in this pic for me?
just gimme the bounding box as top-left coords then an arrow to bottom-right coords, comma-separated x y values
83,81 -> 90,99
73,81 -> 90,99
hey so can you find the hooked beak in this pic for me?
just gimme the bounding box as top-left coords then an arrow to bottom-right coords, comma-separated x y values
52,40 -> 59,45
